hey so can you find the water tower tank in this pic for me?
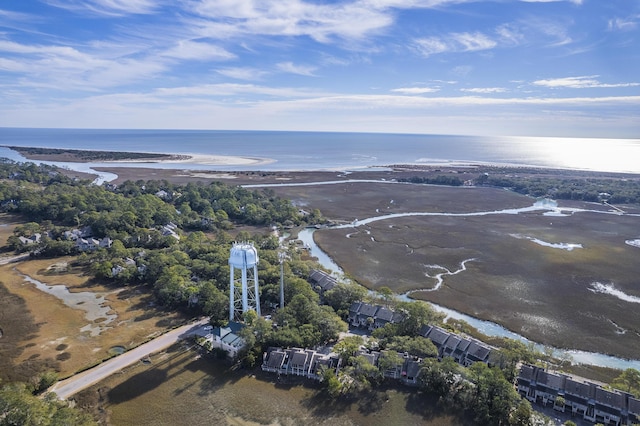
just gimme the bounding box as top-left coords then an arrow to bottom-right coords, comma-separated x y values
229,243 -> 259,268
229,242 -> 260,321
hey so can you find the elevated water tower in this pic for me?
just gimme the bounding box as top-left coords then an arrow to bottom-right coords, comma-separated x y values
229,242 -> 260,322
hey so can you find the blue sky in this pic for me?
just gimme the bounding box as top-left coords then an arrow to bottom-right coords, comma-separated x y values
0,0 -> 639,137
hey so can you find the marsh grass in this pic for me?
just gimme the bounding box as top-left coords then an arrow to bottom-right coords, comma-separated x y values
76,344 -> 469,426
273,182 -> 640,360
0,255 -> 187,381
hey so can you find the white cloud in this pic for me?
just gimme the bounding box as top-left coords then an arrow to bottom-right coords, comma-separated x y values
277,62 -> 317,76
162,40 -> 236,61
42,0 -> 159,16
216,67 -> 269,80
461,87 -> 507,94
413,32 -> 497,57
608,16 -> 639,32
153,83 -> 328,99
391,87 -> 440,94
190,0 -> 394,43
533,76 -> 640,89
0,40 -> 166,90
519,0 -> 582,4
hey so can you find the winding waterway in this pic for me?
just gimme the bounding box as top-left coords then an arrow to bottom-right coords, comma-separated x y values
297,198 -> 640,370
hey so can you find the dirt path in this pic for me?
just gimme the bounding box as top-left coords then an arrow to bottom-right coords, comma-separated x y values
49,318 -> 210,400
0,254 -> 29,265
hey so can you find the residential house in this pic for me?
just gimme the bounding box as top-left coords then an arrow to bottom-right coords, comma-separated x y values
155,190 -> 170,200
420,325 -> 493,368
75,236 -> 112,251
628,397 -> 640,425
308,269 -> 338,295
517,365 -> 639,426
463,340 -> 492,366
348,301 -> 404,330
209,321 -> 246,358
262,348 -> 287,374
563,377 -> 596,418
161,222 -> 180,240
593,387 -> 627,426
19,233 -> 41,245
401,358 -> 423,386
261,347 -> 341,380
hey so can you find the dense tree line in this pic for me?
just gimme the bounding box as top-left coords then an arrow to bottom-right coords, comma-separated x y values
7,146 -> 172,161
0,379 -> 96,426
477,170 -> 640,205
398,175 -> 464,186
399,166 -> 640,205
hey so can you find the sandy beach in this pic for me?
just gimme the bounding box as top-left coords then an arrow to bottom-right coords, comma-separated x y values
106,153 -> 275,167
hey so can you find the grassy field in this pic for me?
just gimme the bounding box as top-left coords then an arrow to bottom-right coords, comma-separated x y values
75,343 -> 470,426
0,251 -> 188,383
269,181 -> 640,360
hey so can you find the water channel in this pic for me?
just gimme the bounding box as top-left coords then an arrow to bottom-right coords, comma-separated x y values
20,273 -> 117,336
297,200 -> 640,370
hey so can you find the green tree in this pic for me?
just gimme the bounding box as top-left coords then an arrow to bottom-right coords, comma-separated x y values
395,300 -> 445,337
383,335 -> 437,358
510,399 -> 533,426
334,335 -> 364,365
377,351 -> 404,377
468,362 -> 521,426
323,282 -> 367,316
0,382 -> 96,426
418,357 -> 461,398
611,368 -> 640,397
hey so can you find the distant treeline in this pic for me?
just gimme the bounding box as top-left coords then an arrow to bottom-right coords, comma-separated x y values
400,168 -> 640,205
476,172 -> 640,205
398,175 -> 464,186
4,146 -> 177,161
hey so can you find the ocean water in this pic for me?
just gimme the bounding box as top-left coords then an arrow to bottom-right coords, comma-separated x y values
1,127 -> 639,174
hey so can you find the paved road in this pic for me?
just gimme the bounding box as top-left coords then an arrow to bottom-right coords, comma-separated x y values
50,318 -> 210,400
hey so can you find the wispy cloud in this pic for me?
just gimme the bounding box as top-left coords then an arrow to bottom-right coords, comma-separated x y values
0,40 -> 166,90
277,62 -> 317,76
413,32 -> 497,57
216,67 -> 269,81
161,40 -> 236,61
519,0 -> 582,4
533,76 -> 640,89
608,16 -> 640,32
391,87 -> 440,94
461,87 -> 507,93
43,0 -> 159,16
153,83 -> 330,99
190,0 -> 394,43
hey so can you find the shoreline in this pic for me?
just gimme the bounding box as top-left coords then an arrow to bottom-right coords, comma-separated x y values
6,144 -> 640,178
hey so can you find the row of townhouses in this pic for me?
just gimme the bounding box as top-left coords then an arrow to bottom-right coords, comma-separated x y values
348,301 -> 405,330
261,346 -> 423,386
308,269 -> 338,294
517,364 -> 640,426
262,347 -> 342,380
418,325 -> 493,367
